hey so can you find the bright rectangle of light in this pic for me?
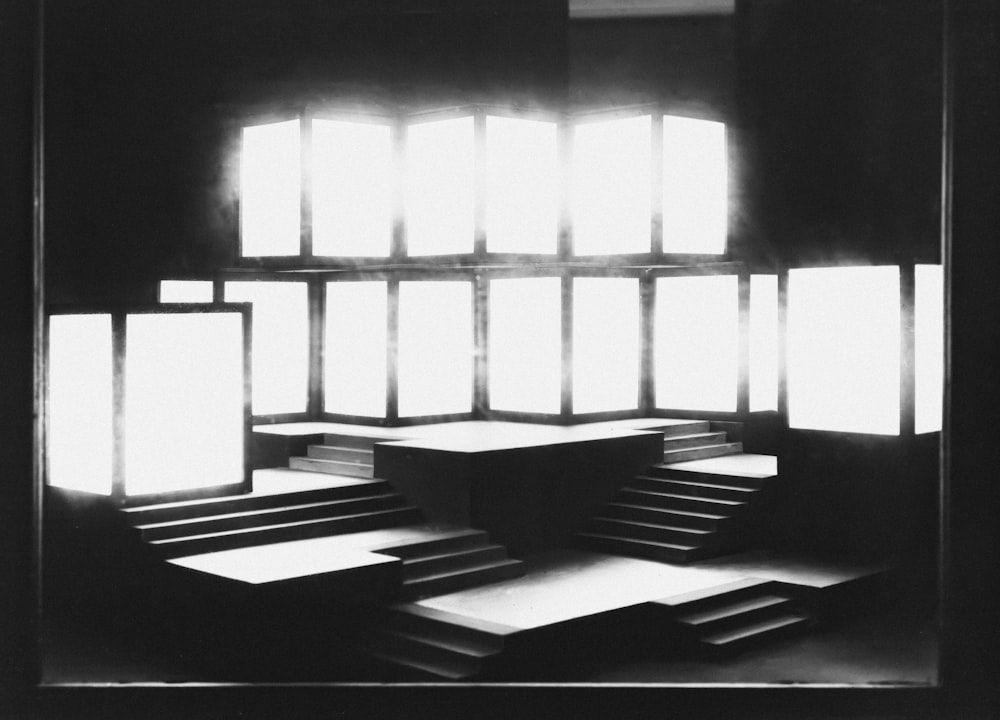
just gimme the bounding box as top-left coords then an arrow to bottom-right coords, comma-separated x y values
655,274 -> 738,412
325,281 -> 388,417
489,277 -> 562,414
571,115 -> 651,256
397,281 -> 474,417
405,116 -> 475,256
915,264 -> 943,434
485,115 -> 559,254
662,115 -> 728,254
159,280 -> 214,303
224,281 -> 309,416
124,312 -> 245,496
573,277 -> 641,413
787,266 -> 900,435
749,274 -> 779,412
240,119 -> 301,257
311,119 -> 393,257
47,314 -> 113,495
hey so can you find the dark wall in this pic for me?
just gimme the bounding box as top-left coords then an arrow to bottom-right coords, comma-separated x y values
43,0 -> 568,305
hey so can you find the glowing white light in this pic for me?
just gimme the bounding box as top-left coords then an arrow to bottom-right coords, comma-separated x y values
573,277 -> 641,413
662,115 -> 728,254
398,281 -> 474,417
749,275 -> 779,412
240,119 -> 301,257
571,115 -> 651,256
48,314 -> 113,495
312,119 -> 393,257
655,275 -> 738,412
788,266 -> 900,435
915,264 -> 943,434
159,280 -> 214,303
485,116 -> 559,254
124,313 -> 245,496
489,277 -> 562,414
405,116 -> 475,256
324,281 -> 388,418
224,281 -> 309,416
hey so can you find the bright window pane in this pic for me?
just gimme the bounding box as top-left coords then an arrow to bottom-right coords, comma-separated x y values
325,282 -> 387,417
224,281 -> 309,416
160,280 -> 213,303
486,116 -> 558,254
915,264 -> 944,434
750,275 -> 779,412
655,275 -> 738,412
662,115 -> 727,254
398,281 -> 473,417
489,277 -> 562,414
48,314 -> 113,495
573,277 -> 641,413
125,313 -> 245,496
788,266 -> 900,435
240,119 -> 301,257
312,119 -> 392,257
571,115 -> 651,256
405,116 -> 475,256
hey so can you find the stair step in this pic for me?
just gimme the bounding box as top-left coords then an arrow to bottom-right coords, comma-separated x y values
377,529 -> 490,560
700,612 -> 810,649
135,494 -> 405,541
662,432 -> 729,450
633,477 -> 759,502
307,445 -> 375,464
121,481 -> 389,524
677,595 -> 792,628
289,456 -> 374,478
324,433 -> 389,451
368,645 -> 476,681
590,517 -> 712,545
403,545 -> 509,580
380,610 -> 509,652
149,506 -> 422,558
377,627 -> 498,660
662,443 -> 743,464
620,487 -> 747,515
656,577 -> 775,608
576,532 -> 701,564
643,466 -> 773,489
605,502 -> 732,531
658,421 -> 712,438
403,558 -> 524,598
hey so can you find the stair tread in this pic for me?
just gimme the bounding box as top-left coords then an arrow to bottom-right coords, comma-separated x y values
664,432 -> 728,443
403,558 -> 523,586
135,495 -> 396,530
642,478 -> 758,494
149,506 -> 418,545
593,517 -> 712,535
291,456 -> 374,467
663,443 -> 742,454
385,603 -> 521,637
629,485 -> 747,507
311,445 -> 374,454
609,502 -> 729,521
702,613 -> 809,646
577,531 -> 699,552
677,595 -> 791,626
368,649 -> 473,680
403,544 -> 507,566
377,628 -> 498,658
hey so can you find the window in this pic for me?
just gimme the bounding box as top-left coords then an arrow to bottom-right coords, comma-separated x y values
159,280 -> 214,303
787,266 -> 901,435
749,274 -> 779,412
324,281 -> 388,418
240,119 -> 301,257
662,115 -> 728,254
915,264 -> 943,434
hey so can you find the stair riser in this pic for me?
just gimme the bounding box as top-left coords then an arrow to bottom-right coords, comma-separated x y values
662,444 -> 743,464
307,446 -> 375,464
380,613 -> 506,652
577,534 -> 697,564
138,494 -> 405,541
369,633 -> 485,678
678,600 -> 794,636
633,477 -> 758,503
658,422 -> 711,438
403,561 -> 525,599
151,507 -> 422,558
289,457 -> 375,478
604,504 -> 732,532
403,546 -> 508,581
662,433 -> 728,451
323,434 -> 382,451
589,518 -> 708,546
122,483 -> 389,525
644,467 -> 771,489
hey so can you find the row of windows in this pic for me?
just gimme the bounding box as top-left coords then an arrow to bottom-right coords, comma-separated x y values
240,113 -> 728,259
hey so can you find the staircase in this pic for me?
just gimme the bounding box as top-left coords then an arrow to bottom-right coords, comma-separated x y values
578,422 -> 773,564
288,433 -> 380,479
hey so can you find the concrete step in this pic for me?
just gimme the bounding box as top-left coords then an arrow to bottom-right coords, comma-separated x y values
307,445 -> 375,464
368,634 -> 482,680
377,528 -> 490,560
700,612 -> 810,652
149,505 -> 422,558
121,480 -> 390,525
662,432 -> 729,451
380,605 -> 513,652
289,456 -> 374,478
632,476 -> 760,503
402,544 -> 510,581
656,577 -> 776,609
644,466 -> 773,489
323,433 -> 389,451
135,494 -> 405,541
576,531 -> 701,564
658,421 -> 712,438
402,558 -> 525,599
676,594 -> 793,634
604,502 -> 733,532
620,486 -> 748,515
661,443 -> 743,464
589,517 -> 713,546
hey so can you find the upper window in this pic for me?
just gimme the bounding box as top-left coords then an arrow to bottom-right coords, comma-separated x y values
240,119 -> 301,257
662,115 -> 728,254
